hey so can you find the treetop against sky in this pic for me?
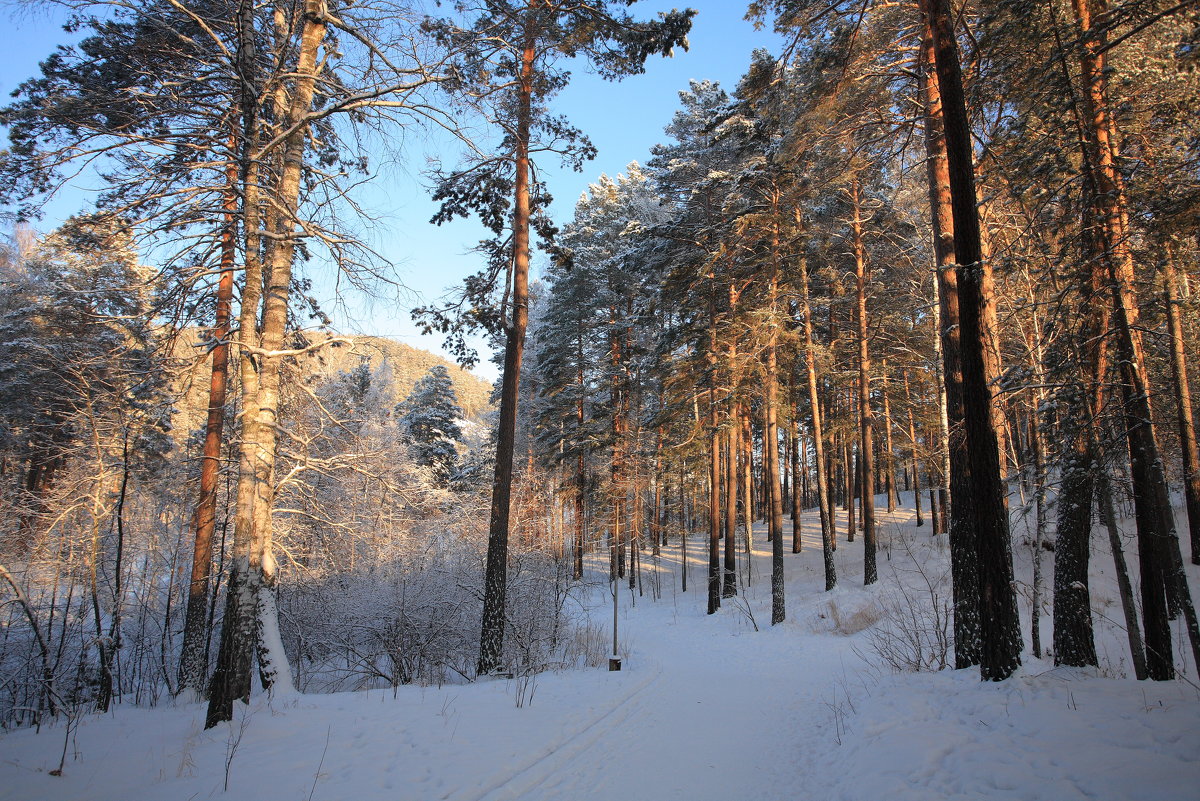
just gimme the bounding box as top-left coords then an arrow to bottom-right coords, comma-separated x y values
0,1 -> 782,380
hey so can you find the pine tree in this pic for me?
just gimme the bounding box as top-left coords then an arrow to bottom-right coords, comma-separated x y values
418,0 -> 693,675
398,366 -> 465,484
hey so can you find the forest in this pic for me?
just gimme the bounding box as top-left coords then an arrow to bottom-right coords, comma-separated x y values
0,0 -> 1198,798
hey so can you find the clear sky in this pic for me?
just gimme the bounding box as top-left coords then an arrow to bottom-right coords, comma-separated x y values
0,2 -> 784,381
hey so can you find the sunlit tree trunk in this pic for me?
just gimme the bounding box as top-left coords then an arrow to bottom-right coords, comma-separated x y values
851,179 -> 876,586
209,0 -> 325,726
179,144 -> 238,702
1163,254 -> 1200,565
1070,0 -> 1190,680
477,21 -> 536,676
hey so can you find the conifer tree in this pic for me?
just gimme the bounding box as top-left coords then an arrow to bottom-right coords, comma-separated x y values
418,0 -> 692,674
398,365 -> 465,484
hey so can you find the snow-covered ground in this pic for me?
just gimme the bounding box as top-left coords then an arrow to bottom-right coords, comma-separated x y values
3,498 -> 1198,800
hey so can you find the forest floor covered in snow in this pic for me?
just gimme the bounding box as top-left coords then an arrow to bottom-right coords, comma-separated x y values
3,498 -> 1198,800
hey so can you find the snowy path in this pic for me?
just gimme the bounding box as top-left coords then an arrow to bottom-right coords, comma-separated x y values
468,613 -> 840,801
3,500 -> 1199,801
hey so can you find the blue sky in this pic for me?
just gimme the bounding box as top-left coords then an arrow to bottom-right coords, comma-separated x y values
1,2 -> 783,380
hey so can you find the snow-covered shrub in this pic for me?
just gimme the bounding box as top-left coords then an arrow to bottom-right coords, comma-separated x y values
280,538 -> 484,691
278,534 -> 595,691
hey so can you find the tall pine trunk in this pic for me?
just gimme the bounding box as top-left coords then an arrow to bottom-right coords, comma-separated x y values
921,11 -> 979,667
1070,0 -> 1181,680
723,412 -> 739,598
881,359 -> 898,513
1163,254 -> 1200,565
707,302 -> 722,615
477,22 -> 535,676
924,0 -> 1022,680
852,180 -> 877,586
178,148 -> 237,702
766,219 -> 786,621
1052,255 -> 1108,667
903,370 -> 924,527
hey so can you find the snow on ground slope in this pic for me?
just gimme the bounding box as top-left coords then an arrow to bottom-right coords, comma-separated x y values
3,498 -> 1198,800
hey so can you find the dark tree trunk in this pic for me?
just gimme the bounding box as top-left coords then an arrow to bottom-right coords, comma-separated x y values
1052,394 -> 1098,667
574,450 -> 585,580
723,416 -> 738,598
922,9 -> 978,668
766,240 -> 786,623
904,371 -> 924,527
652,428 -> 663,557
799,261 -> 836,587
844,437 -> 856,544
790,408 -> 803,553
924,0 -> 1022,679
881,360 -> 898,514
1053,247 -> 1111,668
1029,393 -> 1048,659
574,344 -> 587,579
738,412 -> 750,544
708,409 -> 721,615
708,306 -> 721,614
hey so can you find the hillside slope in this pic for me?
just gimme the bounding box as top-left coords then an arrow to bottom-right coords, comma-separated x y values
171,332 -> 494,439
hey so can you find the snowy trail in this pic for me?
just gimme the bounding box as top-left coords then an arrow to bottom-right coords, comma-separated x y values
462,513 -> 885,801
474,621 -> 831,801
460,655 -> 665,801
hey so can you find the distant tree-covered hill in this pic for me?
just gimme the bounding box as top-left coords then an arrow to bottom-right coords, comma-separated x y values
306,335 -> 493,419
171,332 -> 493,444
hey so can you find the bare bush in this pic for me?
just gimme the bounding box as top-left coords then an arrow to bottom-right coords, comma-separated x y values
863,533 -> 953,672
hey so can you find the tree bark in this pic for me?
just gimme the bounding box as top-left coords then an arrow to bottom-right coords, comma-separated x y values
1163,254 -> 1200,565
924,0 -> 1022,679
766,224 -> 786,622
922,8 -> 977,667
903,370 -> 924,527
1069,0 -> 1175,680
797,251 -> 837,587
179,146 -> 238,702
742,411 -> 754,549
844,436 -> 855,544
1053,245 -> 1113,667
790,403 -> 803,553
881,359 -> 898,513
210,0 -> 322,726
476,19 -> 536,675
852,179 -> 877,585
707,301 -> 721,615
723,412 -> 738,598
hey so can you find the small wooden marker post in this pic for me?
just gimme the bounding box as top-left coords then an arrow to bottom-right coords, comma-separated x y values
609,542 -> 621,671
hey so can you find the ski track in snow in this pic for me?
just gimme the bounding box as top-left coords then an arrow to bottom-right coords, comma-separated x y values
2,498 -> 1199,801
459,656 -> 664,801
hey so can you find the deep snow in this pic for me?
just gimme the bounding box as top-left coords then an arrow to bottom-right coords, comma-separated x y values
3,498 -> 1197,801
